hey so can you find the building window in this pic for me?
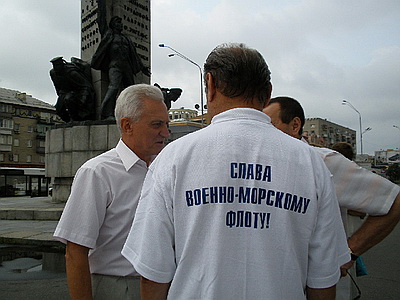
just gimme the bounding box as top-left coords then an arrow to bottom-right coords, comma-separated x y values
0,135 -> 12,145
310,124 -> 315,128
14,123 -> 20,133
27,140 -> 33,148
28,126 -> 33,133
39,140 -> 45,148
0,154 -> 4,161
27,155 -> 32,163
0,119 -> 13,129
40,155 -> 45,163
0,104 -> 12,113
14,139 -> 19,147
13,154 -> 19,162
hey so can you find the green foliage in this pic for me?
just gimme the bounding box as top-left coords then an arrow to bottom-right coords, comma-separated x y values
387,163 -> 400,183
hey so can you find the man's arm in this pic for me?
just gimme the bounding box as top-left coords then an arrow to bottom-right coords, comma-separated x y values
348,193 -> 400,256
306,285 -> 336,300
65,241 -> 92,300
140,277 -> 171,300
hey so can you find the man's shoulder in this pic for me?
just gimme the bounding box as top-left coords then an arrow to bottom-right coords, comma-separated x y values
80,148 -> 118,170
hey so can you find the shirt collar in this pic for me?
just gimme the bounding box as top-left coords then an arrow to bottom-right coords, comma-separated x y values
116,139 -> 142,171
211,108 -> 271,125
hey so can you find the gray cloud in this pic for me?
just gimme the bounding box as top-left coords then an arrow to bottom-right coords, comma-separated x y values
0,0 -> 399,154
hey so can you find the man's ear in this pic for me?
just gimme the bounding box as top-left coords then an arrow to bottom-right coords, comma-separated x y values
291,117 -> 302,138
120,117 -> 133,134
205,72 -> 216,102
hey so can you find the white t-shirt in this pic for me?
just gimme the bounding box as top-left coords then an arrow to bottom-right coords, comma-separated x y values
123,108 -> 349,299
54,139 -> 147,276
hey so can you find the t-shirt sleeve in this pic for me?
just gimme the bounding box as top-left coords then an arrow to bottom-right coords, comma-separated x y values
53,167 -> 110,248
122,167 -> 176,283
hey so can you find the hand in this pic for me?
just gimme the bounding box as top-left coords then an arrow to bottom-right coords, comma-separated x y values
340,260 -> 355,277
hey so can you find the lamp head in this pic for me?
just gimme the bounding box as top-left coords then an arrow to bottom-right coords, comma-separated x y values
159,44 -> 165,47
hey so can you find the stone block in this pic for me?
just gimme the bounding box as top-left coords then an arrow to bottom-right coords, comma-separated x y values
63,127 -> 73,152
72,126 -> 90,151
45,131 -> 50,154
0,209 -> 7,220
49,128 -> 64,153
46,153 -> 61,178
53,177 -> 73,203
60,152 -> 72,177
7,210 -> 34,220
108,124 -> 120,148
34,209 -> 63,221
90,125 -> 108,150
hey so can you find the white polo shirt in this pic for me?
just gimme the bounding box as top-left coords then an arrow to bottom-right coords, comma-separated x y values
54,139 -> 147,276
122,108 -> 349,299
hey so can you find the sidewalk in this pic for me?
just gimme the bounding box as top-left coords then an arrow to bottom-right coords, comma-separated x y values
0,196 -> 64,247
0,196 -> 64,221
0,196 -> 67,289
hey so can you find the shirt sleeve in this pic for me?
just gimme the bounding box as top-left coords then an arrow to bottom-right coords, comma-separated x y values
122,166 -> 176,283
324,152 -> 400,215
307,151 -> 350,288
53,166 -> 110,248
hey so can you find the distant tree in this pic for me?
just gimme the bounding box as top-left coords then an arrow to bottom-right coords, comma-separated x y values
387,163 -> 400,183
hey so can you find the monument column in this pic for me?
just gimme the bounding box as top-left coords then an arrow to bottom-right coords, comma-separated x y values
81,0 -> 151,118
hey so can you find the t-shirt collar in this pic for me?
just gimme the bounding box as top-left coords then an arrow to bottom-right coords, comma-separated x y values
211,107 -> 271,125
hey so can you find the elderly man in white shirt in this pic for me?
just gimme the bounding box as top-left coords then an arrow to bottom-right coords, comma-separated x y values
54,84 -> 170,300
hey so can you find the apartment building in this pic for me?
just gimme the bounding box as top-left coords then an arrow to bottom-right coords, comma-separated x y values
0,87 -> 63,196
303,117 -> 356,150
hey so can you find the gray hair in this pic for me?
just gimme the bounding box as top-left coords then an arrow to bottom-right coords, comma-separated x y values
114,84 -> 165,133
204,43 -> 271,105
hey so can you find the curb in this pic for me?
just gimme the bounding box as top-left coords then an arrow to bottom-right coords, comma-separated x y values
0,208 -> 63,221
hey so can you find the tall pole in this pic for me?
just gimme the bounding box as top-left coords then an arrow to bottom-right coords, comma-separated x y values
342,100 -> 363,154
159,44 -> 204,127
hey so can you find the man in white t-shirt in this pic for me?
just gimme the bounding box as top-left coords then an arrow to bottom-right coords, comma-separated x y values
263,96 -> 400,299
54,84 -> 170,300
122,43 -> 349,300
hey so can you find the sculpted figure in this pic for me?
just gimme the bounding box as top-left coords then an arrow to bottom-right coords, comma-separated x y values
154,83 -> 182,110
91,16 -> 151,120
50,57 -> 96,122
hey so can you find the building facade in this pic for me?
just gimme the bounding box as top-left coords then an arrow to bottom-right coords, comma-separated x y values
0,87 -> 63,196
303,118 -> 356,150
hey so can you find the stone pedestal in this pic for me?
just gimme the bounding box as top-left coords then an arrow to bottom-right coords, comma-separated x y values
45,121 -> 119,203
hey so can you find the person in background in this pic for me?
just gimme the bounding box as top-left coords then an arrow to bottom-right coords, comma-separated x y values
263,96 -> 400,300
122,43 -> 349,300
54,84 -> 170,300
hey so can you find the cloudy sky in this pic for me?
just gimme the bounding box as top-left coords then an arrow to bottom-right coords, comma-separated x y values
0,0 -> 399,155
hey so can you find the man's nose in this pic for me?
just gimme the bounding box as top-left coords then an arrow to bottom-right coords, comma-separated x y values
160,124 -> 170,138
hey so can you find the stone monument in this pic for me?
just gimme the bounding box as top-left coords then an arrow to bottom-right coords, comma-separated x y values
46,0 -> 151,202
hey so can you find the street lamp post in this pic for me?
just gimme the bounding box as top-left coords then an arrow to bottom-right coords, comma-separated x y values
394,125 -> 400,131
362,127 -> 372,136
159,44 -> 204,127
342,99 -> 364,154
